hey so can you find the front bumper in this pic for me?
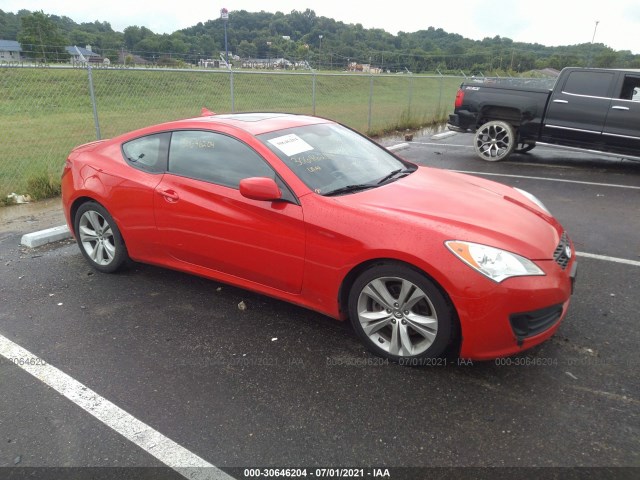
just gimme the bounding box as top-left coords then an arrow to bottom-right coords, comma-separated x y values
453,258 -> 577,361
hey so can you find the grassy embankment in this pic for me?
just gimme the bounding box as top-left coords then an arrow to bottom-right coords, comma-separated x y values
0,67 -> 461,201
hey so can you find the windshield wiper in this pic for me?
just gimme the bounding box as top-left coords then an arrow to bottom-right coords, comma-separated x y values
324,168 -> 415,196
376,168 -> 413,185
323,184 -> 376,196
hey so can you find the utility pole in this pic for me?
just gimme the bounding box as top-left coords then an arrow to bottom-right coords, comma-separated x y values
587,20 -> 599,67
267,41 -> 271,69
591,20 -> 600,43
221,8 -> 229,68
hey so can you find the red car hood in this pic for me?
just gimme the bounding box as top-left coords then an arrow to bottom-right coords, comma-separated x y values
333,167 -> 564,260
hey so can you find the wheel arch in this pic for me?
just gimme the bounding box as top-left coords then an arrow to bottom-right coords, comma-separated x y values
337,257 -> 462,354
477,106 -> 522,129
69,196 -> 95,236
69,196 -> 127,248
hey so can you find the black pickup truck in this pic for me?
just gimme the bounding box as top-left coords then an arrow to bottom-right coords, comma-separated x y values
447,67 -> 640,161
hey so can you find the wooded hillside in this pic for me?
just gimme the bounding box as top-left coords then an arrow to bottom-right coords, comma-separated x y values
1,8 -> 638,72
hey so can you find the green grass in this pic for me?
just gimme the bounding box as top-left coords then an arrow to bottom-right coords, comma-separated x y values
0,67 -> 462,200
26,171 -> 62,200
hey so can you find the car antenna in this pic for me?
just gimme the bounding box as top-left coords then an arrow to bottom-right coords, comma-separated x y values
201,107 -> 216,116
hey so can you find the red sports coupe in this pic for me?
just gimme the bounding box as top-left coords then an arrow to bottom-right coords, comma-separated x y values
62,112 -> 577,362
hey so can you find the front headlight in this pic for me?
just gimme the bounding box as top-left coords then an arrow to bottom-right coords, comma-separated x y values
513,188 -> 551,215
445,240 -> 545,283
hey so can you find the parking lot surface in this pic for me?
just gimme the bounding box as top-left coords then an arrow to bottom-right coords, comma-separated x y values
1,130 -> 638,479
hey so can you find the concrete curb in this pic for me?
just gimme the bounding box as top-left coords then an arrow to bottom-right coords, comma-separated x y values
21,225 -> 72,248
387,142 -> 410,152
432,131 -> 458,140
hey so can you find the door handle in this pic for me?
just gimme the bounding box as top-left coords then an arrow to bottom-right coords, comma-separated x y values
158,189 -> 179,202
611,105 -> 630,111
553,99 -> 569,104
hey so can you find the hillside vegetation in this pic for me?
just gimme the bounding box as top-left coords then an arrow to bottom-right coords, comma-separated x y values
1,8 -> 639,73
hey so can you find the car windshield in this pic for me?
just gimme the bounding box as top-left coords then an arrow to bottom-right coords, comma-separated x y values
258,123 -> 415,195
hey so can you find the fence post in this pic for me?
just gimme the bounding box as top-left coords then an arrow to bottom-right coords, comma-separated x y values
75,45 -> 102,141
408,74 -> 414,114
368,73 -> 373,132
312,70 -> 317,116
437,69 -> 443,114
87,65 -> 101,140
230,69 -> 235,112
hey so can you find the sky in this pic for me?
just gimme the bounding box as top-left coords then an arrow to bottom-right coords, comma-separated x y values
2,0 -> 640,54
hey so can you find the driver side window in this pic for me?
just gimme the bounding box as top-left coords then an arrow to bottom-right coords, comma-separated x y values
169,130 -> 275,188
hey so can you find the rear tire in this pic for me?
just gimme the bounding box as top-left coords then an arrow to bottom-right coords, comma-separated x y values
74,201 -> 129,273
474,120 -> 516,161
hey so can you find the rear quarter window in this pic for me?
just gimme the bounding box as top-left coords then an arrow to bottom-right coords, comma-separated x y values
122,133 -> 169,173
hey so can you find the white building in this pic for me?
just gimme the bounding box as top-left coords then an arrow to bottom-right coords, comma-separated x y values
0,40 -> 22,61
66,45 -> 102,63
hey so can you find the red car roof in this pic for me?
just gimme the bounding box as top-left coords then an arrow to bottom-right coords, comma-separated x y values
176,112 -> 332,136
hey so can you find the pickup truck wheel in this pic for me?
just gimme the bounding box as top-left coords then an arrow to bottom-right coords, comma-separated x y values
515,142 -> 536,154
474,120 -> 516,161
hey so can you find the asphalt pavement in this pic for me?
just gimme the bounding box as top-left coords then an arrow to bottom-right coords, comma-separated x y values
0,130 -> 638,479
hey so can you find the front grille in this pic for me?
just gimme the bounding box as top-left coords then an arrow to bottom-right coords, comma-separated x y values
510,304 -> 564,343
554,232 -> 571,270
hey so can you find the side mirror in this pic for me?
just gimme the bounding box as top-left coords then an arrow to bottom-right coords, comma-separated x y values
239,177 -> 282,201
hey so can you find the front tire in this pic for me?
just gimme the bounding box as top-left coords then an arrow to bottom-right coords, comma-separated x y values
74,201 -> 129,273
348,263 -> 454,362
474,120 -> 516,161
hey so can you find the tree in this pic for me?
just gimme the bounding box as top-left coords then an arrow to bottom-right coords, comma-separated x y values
0,9 -> 23,39
17,10 -> 68,62
595,50 -> 619,68
237,40 -> 257,58
68,28 -> 98,47
124,25 -> 154,50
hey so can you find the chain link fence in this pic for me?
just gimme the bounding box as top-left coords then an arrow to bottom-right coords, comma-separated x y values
0,64 -> 464,200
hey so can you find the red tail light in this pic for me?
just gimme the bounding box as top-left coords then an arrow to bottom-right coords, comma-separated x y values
454,89 -> 465,109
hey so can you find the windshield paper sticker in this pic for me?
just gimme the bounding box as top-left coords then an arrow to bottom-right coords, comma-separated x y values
268,134 -> 314,157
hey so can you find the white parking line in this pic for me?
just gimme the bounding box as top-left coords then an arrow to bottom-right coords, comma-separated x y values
414,142 -> 472,148
450,170 -> 640,190
0,334 -> 233,480
577,252 -> 640,267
